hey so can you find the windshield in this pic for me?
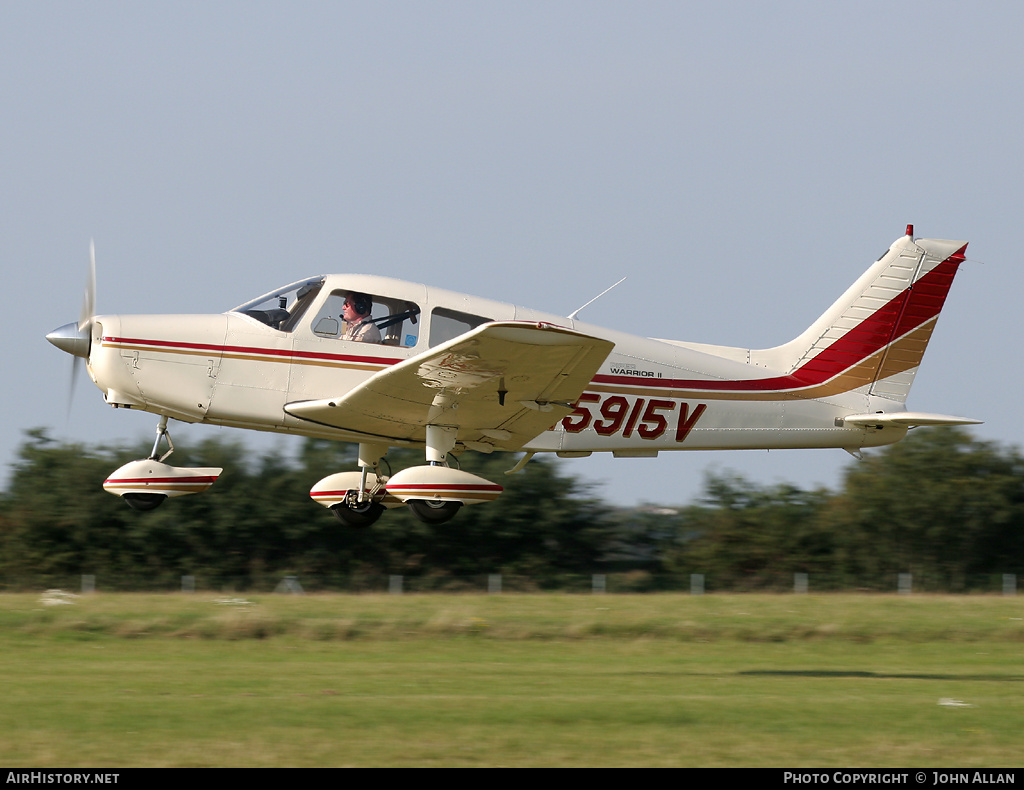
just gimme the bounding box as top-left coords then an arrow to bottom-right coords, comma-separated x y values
231,277 -> 325,331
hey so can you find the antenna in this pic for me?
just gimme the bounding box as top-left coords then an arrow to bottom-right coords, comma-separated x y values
568,276 -> 627,321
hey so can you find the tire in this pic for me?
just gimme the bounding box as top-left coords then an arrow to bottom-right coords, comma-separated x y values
407,499 -> 463,524
329,500 -> 385,528
122,493 -> 167,512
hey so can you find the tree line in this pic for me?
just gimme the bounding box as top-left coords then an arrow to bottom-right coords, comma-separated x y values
2,427 -> 1023,591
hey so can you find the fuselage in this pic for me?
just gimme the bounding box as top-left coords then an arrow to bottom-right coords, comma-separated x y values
82,272 -> 904,456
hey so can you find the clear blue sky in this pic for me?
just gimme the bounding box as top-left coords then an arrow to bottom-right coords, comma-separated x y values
3,1 -> 1018,506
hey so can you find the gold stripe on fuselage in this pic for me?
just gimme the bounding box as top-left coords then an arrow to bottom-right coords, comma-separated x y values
590,321 -> 936,402
102,340 -> 392,374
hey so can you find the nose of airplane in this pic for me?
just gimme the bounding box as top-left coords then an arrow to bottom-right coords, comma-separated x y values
46,321 -> 91,359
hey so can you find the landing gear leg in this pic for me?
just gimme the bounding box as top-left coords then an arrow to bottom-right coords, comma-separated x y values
425,425 -> 457,465
149,415 -> 174,461
326,442 -> 389,528
356,442 -> 388,502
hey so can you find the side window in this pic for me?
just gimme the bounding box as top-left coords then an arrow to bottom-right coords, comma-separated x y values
429,307 -> 491,347
309,290 -> 421,347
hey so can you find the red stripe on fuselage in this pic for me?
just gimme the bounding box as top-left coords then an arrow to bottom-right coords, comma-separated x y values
102,336 -> 403,368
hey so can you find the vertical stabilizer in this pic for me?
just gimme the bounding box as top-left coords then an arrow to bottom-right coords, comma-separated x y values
756,229 -> 967,402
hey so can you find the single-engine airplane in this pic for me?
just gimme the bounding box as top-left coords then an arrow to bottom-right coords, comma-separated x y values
46,225 -> 980,526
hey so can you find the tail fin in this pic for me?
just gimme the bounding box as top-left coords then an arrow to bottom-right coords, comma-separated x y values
757,227 -> 967,403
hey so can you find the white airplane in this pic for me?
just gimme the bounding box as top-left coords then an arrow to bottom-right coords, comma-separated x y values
47,225 -> 980,526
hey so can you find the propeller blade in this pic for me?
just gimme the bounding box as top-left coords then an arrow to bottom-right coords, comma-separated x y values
67,356 -> 80,420
69,240 -> 97,418
79,239 -> 96,332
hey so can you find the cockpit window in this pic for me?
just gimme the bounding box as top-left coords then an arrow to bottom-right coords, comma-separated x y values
308,289 -> 421,347
232,277 -> 325,332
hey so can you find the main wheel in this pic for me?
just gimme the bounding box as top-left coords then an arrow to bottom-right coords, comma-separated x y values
122,493 -> 167,512
329,499 -> 385,528
407,499 -> 463,524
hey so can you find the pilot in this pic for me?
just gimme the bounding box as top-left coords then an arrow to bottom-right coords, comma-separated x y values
341,292 -> 382,343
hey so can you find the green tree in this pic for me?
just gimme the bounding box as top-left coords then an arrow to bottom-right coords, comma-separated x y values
0,430 -> 616,588
663,472 -> 834,590
0,428 -> 138,584
825,428 -> 1024,590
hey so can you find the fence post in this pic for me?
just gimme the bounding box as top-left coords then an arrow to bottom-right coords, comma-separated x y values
592,574 -> 606,594
181,575 -> 195,593
1003,574 -> 1017,596
81,574 -> 95,594
488,574 -> 502,594
690,573 -> 704,595
898,573 -> 912,595
389,575 -> 403,595
794,573 -> 808,594
275,576 -> 304,594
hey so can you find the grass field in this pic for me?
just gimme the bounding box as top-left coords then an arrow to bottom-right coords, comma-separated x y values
1,592 -> 1022,767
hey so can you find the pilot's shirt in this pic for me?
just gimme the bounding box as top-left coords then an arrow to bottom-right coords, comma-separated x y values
342,319 -> 381,343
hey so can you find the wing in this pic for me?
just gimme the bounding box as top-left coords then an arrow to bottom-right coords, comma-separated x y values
284,322 -> 614,452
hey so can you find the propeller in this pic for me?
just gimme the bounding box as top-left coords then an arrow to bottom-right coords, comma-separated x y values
45,241 -> 98,415
80,240 -> 96,337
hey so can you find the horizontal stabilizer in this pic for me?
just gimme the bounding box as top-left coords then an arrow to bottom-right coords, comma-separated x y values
839,412 -> 983,427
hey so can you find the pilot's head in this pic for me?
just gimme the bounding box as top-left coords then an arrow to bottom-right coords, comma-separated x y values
342,292 -> 372,322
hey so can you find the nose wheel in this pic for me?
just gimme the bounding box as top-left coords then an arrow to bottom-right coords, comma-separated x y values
122,492 -> 167,512
121,417 -> 175,511
102,416 -> 222,510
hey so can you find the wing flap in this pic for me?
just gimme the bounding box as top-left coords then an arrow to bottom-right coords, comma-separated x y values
285,322 -> 614,451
